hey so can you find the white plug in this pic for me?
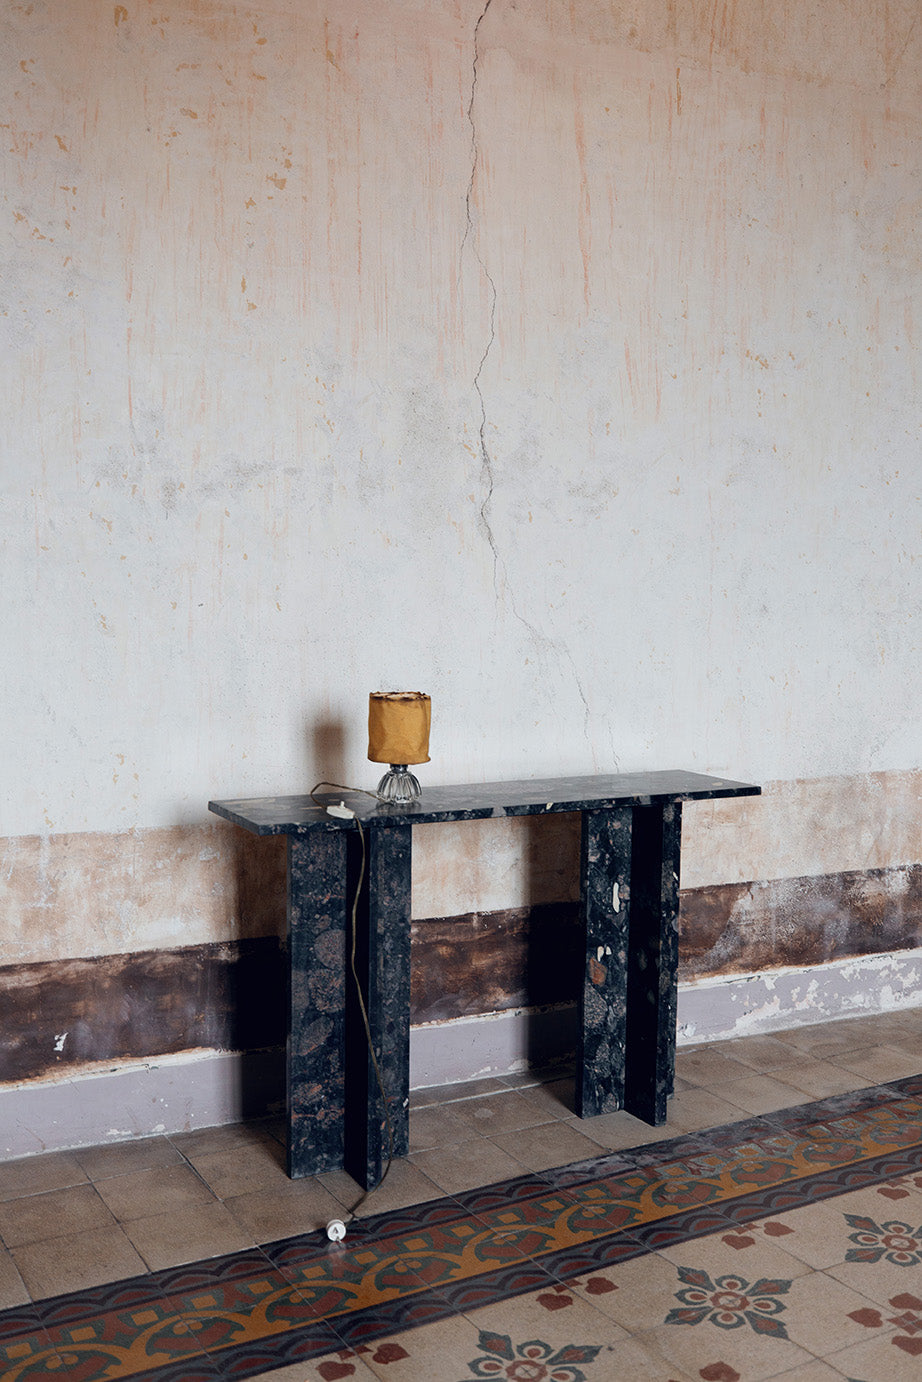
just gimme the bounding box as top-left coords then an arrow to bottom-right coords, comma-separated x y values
326,1218 -> 347,1242
326,802 -> 355,820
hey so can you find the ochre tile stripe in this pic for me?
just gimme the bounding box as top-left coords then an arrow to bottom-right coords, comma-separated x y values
1,1080 -> 920,1381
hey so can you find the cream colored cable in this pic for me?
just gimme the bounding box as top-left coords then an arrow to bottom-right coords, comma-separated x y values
309,783 -> 396,1242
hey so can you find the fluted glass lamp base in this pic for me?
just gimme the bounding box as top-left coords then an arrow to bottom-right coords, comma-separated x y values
376,764 -> 422,804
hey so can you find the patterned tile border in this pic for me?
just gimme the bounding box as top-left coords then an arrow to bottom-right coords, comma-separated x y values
1,1077 -> 920,1380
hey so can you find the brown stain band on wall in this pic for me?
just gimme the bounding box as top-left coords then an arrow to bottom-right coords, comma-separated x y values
0,939 -> 286,1084
3,865 -> 921,1086
678,865 -> 922,979
411,902 -> 582,1024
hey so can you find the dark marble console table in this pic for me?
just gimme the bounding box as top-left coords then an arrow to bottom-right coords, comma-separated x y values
209,771 -> 759,1186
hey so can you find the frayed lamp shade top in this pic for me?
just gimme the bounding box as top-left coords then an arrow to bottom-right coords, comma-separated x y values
368,692 -> 431,765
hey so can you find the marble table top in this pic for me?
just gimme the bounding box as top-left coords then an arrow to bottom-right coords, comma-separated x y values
209,770 -> 760,835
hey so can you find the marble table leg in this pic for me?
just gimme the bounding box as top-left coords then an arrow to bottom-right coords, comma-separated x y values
623,801 -> 683,1124
344,822 -> 412,1190
576,806 -> 633,1117
286,831 -> 348,1178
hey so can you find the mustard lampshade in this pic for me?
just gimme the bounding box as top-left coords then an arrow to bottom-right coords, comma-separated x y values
368,692 -> 431,765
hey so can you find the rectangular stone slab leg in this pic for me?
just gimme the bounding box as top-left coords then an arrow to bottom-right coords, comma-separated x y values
576,806 -> 632,1117
344,822 -> 412,1190
286,832 -> 348,1178
623,801 -> 683,1125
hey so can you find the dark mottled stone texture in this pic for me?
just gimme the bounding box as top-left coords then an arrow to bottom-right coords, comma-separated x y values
209,770 -> 759,835
624,802 -> 683,1124
286,833 -> 347,1178
344,823 -> 412,1189
576,807 -> 632,1117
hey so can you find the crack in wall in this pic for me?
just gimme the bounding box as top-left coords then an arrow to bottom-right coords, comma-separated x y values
461,0 -> 599,760
463,0 -> 500,588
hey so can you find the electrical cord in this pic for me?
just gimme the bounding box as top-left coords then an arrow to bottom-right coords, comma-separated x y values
309,783 -> 397,1242
309,784 -> 562,1273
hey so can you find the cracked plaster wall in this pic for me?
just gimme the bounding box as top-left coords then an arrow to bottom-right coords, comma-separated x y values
2,1 -> 922,1033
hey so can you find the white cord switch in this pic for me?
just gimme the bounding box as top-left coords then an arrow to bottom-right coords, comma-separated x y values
326,802 -> 355,820
326,1218 -> 347,1242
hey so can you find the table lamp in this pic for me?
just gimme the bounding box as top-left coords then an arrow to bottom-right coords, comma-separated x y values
368,692 -> 430,803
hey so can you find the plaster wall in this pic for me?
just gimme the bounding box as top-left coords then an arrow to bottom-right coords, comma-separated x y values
2,0 -> 921,1095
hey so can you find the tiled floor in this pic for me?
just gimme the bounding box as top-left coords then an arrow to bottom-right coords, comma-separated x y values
0,1006 -> 920,1379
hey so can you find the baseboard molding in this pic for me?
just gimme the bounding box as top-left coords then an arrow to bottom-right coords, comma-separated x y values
0,1049 -> 285,1161
411,949 -> 922,1087
2,950 -> 919,1159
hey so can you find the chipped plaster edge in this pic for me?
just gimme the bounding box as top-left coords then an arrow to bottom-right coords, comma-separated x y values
676,948 -> 922,1043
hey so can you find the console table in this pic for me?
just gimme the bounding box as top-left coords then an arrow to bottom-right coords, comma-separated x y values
210,771 -> 759,1186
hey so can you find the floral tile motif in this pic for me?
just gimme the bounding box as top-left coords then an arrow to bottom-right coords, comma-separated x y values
665,1267 -> 792,1339
461,1328 -> 601,1381
0,1077 -> 920,1380
844,1213 -> 922,1266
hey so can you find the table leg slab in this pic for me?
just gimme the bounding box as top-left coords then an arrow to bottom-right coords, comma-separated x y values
286,832 -> 347,1178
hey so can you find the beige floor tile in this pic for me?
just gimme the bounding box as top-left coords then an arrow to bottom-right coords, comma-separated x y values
766,1362 -> 856,1379
489,1119 -> 609,1173
577,1333 -> 697,1379
123,1199 -> 255,1270
93,1164 -> 218,1222
674,1047 -> 756,1088
659,1226 -> 812,1286
718,1073 -> 810,1116
834,1044 -> 922,1084
514,1077 -> 577,1117
408,1137 -> 523,1194
0,1151 -> 89,1202
500,1062 -> 574,1090
182,1136 -> 290,1200
318,1157 -> 444,1220
827,1244 -> 922,1310
719,1033 -> 808,1074
763,1267 -> 890,1357
826,1327 -> 922,1380
751,1180 -> 922,1274
410,1075 -> 509,1109
354,1312 -> 489,1380
449,1088 -> 558,1136
10,1224 -> 146,1299
462,1282 -> 629,1372
223,1177 -> 347,1242
0,1243 -> 29,1309
660,1086 -> 752,1132
772,1022 -> 868,1059
168,1119 -> 284,1159
640,1309 -> 814,1380
565,1251 -> 699,1333
407,1102 -> 472,1152
776,1059 -> 876,1099
0,1182 -> 116,1248
72,1135 -> 185,1181
738,1203 -> 863,1274
578,1108 -> 683,1151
